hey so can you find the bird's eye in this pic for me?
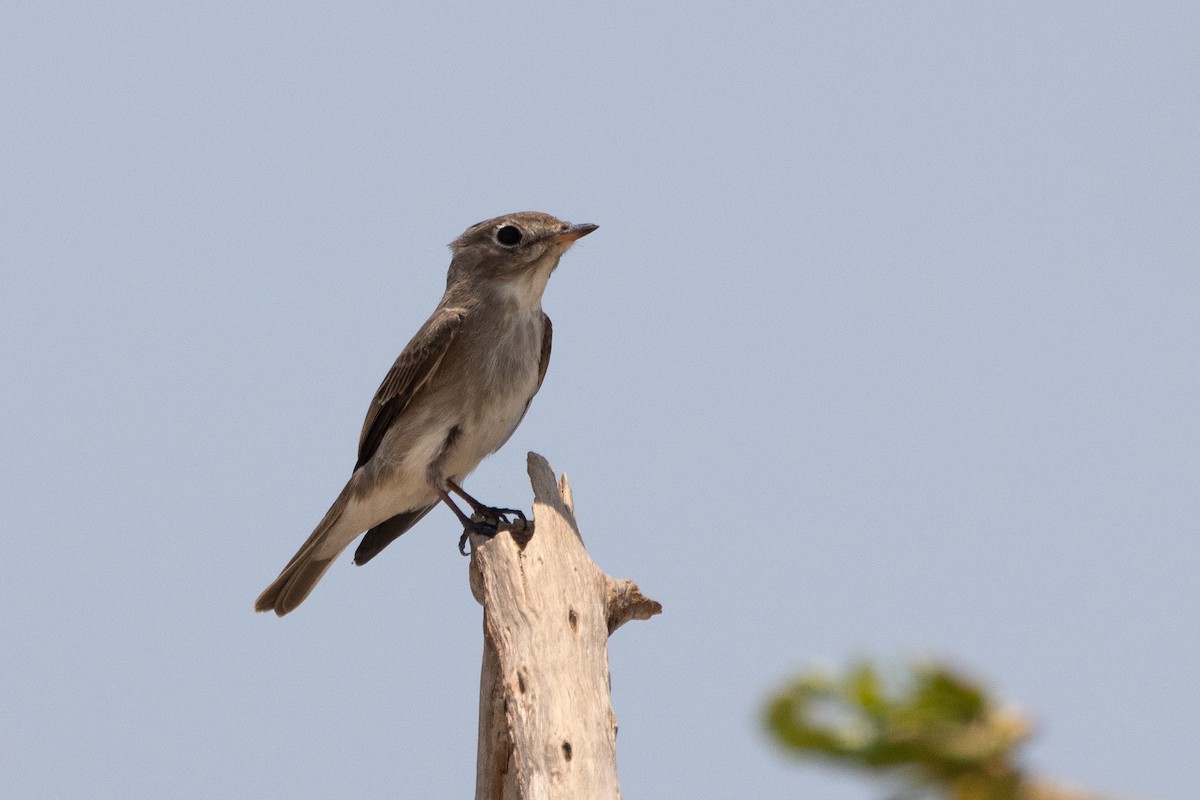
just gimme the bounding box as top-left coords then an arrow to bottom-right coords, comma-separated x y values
495,225 -> 523,246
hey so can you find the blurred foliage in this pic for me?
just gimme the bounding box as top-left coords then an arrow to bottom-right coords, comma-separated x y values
764,661 -> 1107,800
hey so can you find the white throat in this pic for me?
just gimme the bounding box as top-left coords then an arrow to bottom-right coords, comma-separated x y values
491,259 -> 556,314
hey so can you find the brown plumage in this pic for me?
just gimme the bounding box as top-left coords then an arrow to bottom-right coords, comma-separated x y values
254,212 -> 595,616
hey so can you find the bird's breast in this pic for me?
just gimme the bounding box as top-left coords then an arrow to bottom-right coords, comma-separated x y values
470,313 -> 542,412
440,310 -> 544,470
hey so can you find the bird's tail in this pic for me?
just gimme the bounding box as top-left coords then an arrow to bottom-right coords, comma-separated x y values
255,487 -> 355,617
254,550 -> 337,617
353,503 -> 435,565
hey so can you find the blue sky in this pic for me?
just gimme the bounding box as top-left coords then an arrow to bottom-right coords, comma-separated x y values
2,4 -> 1196,798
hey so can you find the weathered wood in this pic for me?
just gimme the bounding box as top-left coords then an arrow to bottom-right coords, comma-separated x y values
469,453 -> 661,800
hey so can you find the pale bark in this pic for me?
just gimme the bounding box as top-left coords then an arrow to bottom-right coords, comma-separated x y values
468,453 -> 661,800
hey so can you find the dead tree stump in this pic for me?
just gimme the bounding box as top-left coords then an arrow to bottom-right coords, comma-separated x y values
467,452 -> 661,800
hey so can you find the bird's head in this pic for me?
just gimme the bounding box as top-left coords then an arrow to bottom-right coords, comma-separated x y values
446,212 -> 597,306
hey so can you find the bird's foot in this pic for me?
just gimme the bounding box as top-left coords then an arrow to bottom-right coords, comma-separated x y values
446,480 -> 526,531
458,519 -> 498,556
456,508 -> 528,556
484,506 -> 527,530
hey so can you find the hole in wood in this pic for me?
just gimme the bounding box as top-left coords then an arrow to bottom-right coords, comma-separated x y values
568,608 -> 578,631
517,672 -> 527,694
561,741 -> 572,762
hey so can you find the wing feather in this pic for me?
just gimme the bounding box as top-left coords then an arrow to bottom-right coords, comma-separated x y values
356,306 -> 467,468
536,312 -> 552,392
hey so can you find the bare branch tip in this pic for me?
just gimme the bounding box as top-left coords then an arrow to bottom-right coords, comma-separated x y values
605,578 -> 663,634
525,451 -> 562,506
558,473 -> 574,514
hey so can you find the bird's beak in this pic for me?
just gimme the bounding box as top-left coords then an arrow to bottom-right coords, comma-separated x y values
550,222 -> 599,243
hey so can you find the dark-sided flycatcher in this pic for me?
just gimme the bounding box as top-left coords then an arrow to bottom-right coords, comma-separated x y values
255,212 -> 597,616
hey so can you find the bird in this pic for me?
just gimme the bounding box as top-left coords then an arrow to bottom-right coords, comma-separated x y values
255,211 -> 597,616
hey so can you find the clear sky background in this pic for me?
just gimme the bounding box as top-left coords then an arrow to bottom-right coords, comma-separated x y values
2,4 -> 1196,799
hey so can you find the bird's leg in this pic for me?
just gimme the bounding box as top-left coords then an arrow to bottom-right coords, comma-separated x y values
437,488 -> 499,556
446,479 -> 527,530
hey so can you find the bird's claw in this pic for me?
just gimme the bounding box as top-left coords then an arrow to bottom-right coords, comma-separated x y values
456,507 -> 528,556
458,519 -> 499,556
495,507 -> 527,530
471,505 -> 526,532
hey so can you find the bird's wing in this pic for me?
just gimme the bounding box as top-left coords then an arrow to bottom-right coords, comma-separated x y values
356,305 -> 467,468
536,311 -> 552,392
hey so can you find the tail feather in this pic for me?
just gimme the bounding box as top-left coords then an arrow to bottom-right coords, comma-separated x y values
255,482 -> 356,616
254,552 -> 338,616
353,503 -> 436,566
255,476 -> 439,616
